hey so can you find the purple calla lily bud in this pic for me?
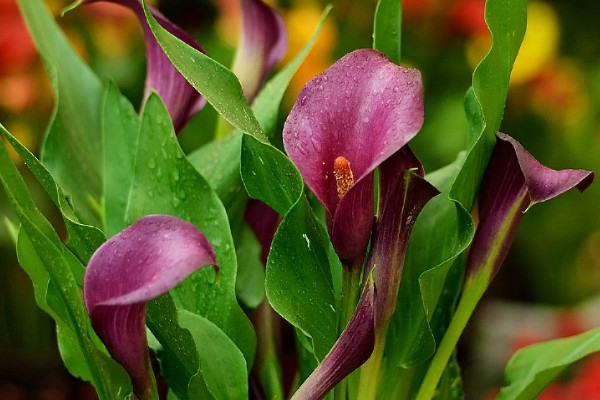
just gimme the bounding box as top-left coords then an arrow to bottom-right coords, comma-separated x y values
366,147 -> 439,326
291,278 -> 376,400
81,0 -> 206,133
84,215 -> 216,398
467,133 -> 594,281
232,0 -> 288,103
283,49 -> 425,265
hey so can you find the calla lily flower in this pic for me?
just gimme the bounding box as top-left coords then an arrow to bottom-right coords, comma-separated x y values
467,133 -> 594,282
80,0 -> 286,131
79,0 -> 206,133
283,49 -> 425,265
416,133 -> 594,400
84,215 -> 216,399
232,0 -> 288,103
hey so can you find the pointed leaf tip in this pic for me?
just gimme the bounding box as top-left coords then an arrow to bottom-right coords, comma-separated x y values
84,214 -> 216,397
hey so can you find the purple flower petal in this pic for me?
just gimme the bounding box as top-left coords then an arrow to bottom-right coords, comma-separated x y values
283,49 -> 424,263
467,133 -> 594,279
84,215 -> 216,397
232,0 -> 287,102
82,0 -> 206,133
366,147 -> 439,325
291,279 -> 376,400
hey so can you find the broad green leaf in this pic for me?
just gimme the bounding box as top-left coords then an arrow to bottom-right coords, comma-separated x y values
17,0 -> 104,227
180,310 -> 248,400
102,81 -> 141,237
141,1 -> 264,141
498,327 -> 600,400
126,93 -> 255,366
0,126 -> 105,264
242,135 -> 337,360
0,129 -> 131,400
373,0 -> 402,64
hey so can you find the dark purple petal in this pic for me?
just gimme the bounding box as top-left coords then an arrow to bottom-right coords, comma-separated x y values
84,215 -> 216,397
365,147 -> 439,325
291,280 -> 376,400
232,0 -> 287,102
245,199 -> 281,264
467,133 -> 594,279
82,0 -> 206,133
283,49 -> 424,264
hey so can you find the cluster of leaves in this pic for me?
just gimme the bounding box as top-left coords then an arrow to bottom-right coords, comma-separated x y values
0,0 -> 598,399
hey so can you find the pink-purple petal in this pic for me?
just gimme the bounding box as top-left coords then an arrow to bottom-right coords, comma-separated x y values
467,133 -> 594,279
291,280 -> 376,400
82,0 -> 206,133
84,215 -> 216,397
245,199 -> 281,264
232,0 -> 288,102
283,49 -> 424,217
366,147 -> 439,325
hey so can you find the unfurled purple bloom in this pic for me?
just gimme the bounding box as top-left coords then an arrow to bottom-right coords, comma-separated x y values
283,49 -> 424,265
232,0 -> 288,103
84,215 -> 216,398
291,279 -> 376,400
467,133 -> 594,281
81,0 -> 206,133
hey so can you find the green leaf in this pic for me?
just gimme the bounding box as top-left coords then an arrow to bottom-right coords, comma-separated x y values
450,0 -> 528,209
0,126 -> 105,264
234,222 -> 266,309
17,0 -> 105,227
242,135 -> 337,360
102,81 -> 141,237
179,310 -> 249,400
141,0 -> 264,141
126,93 -> 255,366
498,327 -> 600,400
146,294 -> 200,400
373,0 -> 402,64
0,127 -> 131,400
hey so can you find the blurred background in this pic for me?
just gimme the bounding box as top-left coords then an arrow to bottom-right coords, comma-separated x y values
0,0 -> 599,398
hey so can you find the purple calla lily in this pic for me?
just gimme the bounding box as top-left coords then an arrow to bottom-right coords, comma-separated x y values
84,215 -> 216,399
81,0 -> 206,133
467,132 -> 594,281
416,133 -> 594,400
283,49 -> 425,265
366,147 -> 439,327
232,0 -> 288,103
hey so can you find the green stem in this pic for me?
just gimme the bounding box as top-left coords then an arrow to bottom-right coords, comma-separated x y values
254,300 -> 284,400
333,264 -> 362,400
356,324 -> 388,400
414,272 -> 488,400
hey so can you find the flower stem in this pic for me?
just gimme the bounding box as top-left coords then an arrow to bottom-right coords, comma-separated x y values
333,264 -> 362,400
356,323 -> 387,400
414,271 -> 488,400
